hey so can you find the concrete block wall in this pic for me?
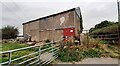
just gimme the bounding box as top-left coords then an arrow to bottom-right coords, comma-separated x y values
23,9 -> 81,42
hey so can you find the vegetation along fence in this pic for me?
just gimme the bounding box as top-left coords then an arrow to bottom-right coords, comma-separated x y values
0,42 -> 60,66
90,33 -> 119,44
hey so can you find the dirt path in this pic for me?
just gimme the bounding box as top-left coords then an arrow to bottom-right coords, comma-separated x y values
54,58 -> 119,64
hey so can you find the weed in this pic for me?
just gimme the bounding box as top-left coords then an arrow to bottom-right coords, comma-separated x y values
99,40 -> 109,44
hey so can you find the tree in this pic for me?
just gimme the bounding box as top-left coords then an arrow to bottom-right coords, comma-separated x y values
89,20 -> 115,33
94,20 -> 114,29
89,27 -> 95,33
2,25 -> 19,39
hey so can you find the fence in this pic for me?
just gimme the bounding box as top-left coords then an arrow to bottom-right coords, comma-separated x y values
82,30 -> 119,44
0,42 -> 60,66
90,33 -> 119,44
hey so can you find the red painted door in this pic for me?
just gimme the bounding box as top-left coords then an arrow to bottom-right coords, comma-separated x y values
63,28 -> 75,41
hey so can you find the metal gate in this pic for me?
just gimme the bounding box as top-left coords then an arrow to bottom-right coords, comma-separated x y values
0,42 -> 60,66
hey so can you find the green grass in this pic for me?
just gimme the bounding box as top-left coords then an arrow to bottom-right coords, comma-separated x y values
0,42 -> 39,64
0,42 -> 29,51
0,42 -> 53,65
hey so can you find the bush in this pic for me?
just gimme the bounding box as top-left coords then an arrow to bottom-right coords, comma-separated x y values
57,35 -> 120,62
57,48 -> 83,62
57,46 -> 104,62
57,43 -> 119,62
89,21 -> 118,33
82,48 -> 102,58
90,24 -> 118,34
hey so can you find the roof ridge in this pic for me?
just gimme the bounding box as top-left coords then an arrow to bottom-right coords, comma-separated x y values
22,7 -> 77,25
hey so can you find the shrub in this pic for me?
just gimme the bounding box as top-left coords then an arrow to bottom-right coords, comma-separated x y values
82,48 -> 102,58
57,35 -> 120,62
57,48 -> 83,62
57,46 -> 104,62
90,24 -> 118,34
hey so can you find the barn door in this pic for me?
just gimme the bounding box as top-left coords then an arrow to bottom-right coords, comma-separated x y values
63,28 -> 75,42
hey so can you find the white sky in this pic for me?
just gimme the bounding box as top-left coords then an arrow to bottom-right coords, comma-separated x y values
0,0 -> 118,35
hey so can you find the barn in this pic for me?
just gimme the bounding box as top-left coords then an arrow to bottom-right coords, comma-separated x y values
22,7 -> 83,43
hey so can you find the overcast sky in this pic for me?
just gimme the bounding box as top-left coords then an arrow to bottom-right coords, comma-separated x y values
0,0 -> 118,34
